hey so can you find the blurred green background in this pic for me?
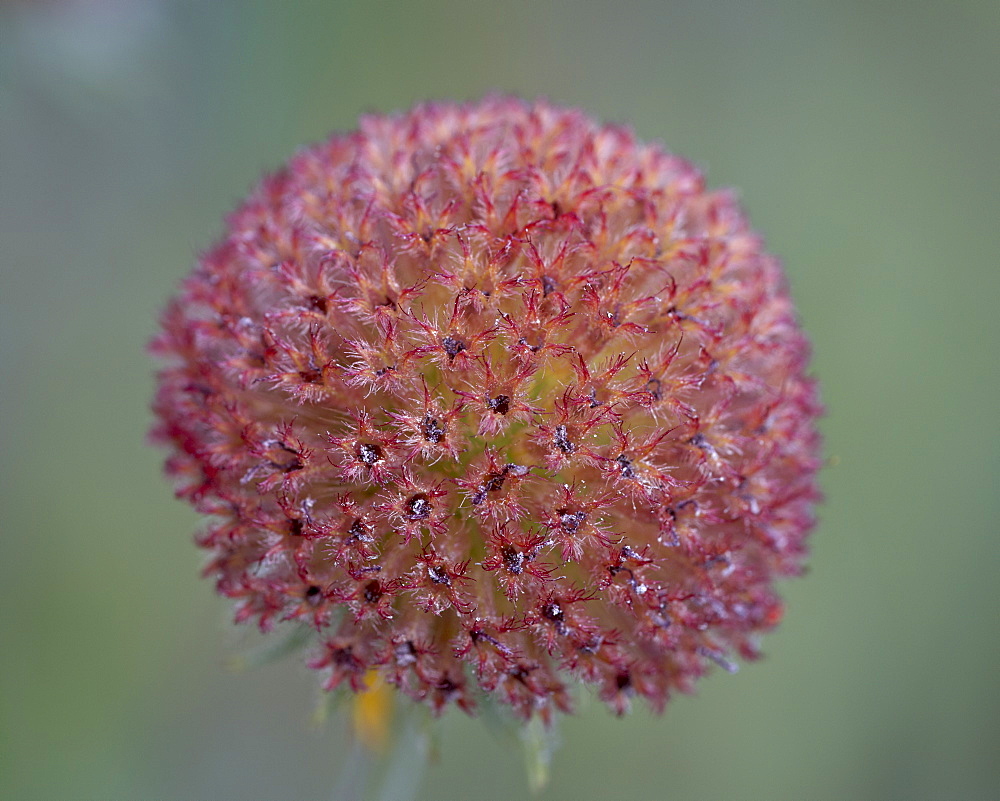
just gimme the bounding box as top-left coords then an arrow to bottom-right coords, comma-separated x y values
2,1 -> 998,799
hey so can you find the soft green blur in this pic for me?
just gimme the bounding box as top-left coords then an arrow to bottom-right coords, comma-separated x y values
2,1 -> 997,799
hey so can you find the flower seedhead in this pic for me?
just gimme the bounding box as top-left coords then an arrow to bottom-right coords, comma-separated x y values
152,97 -> 821,721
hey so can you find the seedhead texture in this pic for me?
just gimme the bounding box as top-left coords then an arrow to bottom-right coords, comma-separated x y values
152,98 -> 821,721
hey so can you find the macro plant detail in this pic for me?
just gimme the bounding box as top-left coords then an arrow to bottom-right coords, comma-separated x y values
152,97 -> 821,723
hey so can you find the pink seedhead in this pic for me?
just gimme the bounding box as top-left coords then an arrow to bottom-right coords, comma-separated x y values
152,97 -> 821,722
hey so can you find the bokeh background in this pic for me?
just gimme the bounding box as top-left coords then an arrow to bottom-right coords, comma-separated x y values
2,1 -> 998,799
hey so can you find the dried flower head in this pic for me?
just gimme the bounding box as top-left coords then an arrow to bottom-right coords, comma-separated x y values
152,97 -> 821,721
